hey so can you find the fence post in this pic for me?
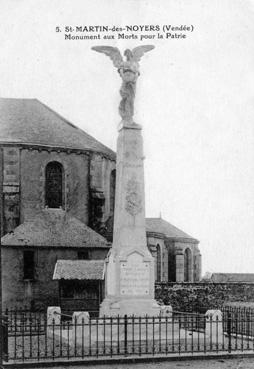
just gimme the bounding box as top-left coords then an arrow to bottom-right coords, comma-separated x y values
205,310 -> 223,349
227,312 -> 232,353
124,314 -> 128,356
71,312 -> 89,346
160,305 -> 172,320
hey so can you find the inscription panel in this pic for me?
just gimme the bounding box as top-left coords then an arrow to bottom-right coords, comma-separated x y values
120,253 -> 150,296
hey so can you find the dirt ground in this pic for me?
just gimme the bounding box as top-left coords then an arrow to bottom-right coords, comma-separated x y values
30,357 -> 254,369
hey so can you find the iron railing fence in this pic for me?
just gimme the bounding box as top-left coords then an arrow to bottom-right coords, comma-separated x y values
5,306 -> 254,335
2,312 -> 254,363
5,310 -> 47,335
173,311 -> 206,332
5,308 -> 100,335
222,306 -> 254,337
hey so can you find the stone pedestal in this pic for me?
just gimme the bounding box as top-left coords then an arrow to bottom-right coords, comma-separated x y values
47,306 -> 61,325
100,121 -> 160,317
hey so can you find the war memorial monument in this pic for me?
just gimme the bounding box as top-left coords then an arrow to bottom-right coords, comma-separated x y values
46,46 -> 223,349
92,45 -> 161,317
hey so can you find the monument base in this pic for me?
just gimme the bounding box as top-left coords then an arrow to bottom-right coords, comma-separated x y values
100,298 -> 161,317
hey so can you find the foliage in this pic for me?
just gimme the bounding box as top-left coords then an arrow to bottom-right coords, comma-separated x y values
155,282 -> 254,313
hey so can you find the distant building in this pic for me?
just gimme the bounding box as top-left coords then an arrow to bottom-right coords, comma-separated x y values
146,218 -> 201,283
0,98 -> 202,310
210,273 -> 254,283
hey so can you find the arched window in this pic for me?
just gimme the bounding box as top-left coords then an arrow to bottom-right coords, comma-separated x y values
168,249 -> 176,282
184,248 -> 192,282
110,169 -> 116,214
45,161 -> 64,208
156,244 -> 161,282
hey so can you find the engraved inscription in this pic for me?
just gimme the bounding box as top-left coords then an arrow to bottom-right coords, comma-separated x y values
120,253 -> 150,295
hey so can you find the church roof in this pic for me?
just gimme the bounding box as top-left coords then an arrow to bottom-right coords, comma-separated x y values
145,217 -> 198,243
211,273 -> 254,283
1,209 -> 110,248
53,260 -> 105,280
0,98 -> 115,159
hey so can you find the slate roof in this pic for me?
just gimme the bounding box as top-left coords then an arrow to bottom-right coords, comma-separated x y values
145,218 -> 198,243
1,209 -> 110,248
0,98 -> 115,159
211,273 -> 254,283
53,260 -> 105,280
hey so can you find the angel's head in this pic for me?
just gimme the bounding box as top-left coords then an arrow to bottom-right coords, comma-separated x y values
124,49 -> 133,61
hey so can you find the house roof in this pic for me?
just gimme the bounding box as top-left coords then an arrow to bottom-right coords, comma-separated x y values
211,273 -> 254,283
145,218 -> 198,243
0,98 -> 115,159
53,260 -> 105,280
1,209 -> 110,248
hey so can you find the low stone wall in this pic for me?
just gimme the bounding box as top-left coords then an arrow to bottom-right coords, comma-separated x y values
155,282 -> 254,313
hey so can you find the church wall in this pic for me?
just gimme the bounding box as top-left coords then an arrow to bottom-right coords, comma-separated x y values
165,240 -> 176,282
147,235 -> 200,283
2,246 -> 108,309
161,242 -> 169,282
175,241 -> 198,282
2,146 -> 20,235
20,148 -> 90,224
1,145 -> 115,310
193,245 -> 202,282
91,248 -> 109,259
147,236 -> 167,282
1,145 -> 117,236
2,247 -> 23,308
89,153 -> 116,231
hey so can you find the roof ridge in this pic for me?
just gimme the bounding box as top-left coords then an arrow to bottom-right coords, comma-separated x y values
213,272 -> 254,275
145,217 -> 198,241
37,99 -> 115,154
161,218 -> 193,234
36,99 -> 80,130
0,97 -> 115,158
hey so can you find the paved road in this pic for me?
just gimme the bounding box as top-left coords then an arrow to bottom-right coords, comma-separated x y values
31,357 -> 254,369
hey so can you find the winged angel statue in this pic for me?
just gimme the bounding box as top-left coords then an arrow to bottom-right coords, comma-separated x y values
92,45 -> 154,122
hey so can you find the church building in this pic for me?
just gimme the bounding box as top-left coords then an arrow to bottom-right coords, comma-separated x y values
0,98 -> 202,310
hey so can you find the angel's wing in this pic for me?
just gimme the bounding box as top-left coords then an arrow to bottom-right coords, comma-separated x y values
131,45 -> 155,62
91,46 -> 123,68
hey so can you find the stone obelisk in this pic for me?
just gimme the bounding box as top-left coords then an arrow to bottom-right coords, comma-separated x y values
92,45 -> 160,316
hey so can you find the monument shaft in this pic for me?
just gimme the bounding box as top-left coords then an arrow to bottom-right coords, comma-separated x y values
113,123 -> 146,251
100,122 -> 160,316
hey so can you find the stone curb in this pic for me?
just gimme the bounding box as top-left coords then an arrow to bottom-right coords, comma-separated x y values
3,352 -> 254,368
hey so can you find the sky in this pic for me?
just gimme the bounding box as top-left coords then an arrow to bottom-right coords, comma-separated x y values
0,0 -> 254,274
